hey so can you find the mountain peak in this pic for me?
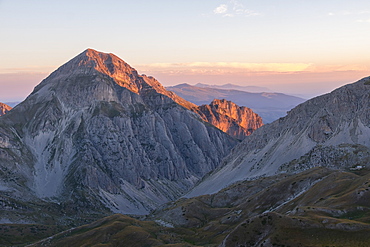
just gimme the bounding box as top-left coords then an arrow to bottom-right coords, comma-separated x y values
82,48 -> 130,74
73,48 -> 141,93
33,49 -> 144,97
29,49 -> 198,110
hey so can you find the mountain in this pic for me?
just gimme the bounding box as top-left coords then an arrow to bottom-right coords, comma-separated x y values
0,102 -> 12,116
196,99 -> 263,140
0,49 -> 237,220
194,83 -> 271,92
166,83 -> 305,123
187,76 -> 370,198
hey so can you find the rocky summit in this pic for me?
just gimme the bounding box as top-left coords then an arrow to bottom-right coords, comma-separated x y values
0,102 -> 11,116
0,49 -> 237,220
196,99 -> 263,140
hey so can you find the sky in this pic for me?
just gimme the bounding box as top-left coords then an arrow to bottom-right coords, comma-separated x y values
1,0 -> 370,101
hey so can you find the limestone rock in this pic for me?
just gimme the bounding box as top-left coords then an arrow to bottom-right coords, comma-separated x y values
196,99 -> 263,139
0,102 -> 12,116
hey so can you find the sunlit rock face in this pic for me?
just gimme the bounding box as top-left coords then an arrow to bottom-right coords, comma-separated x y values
188,76 -> 370,197
196,99 -> 263,139
0,102 -> 12,116
0,49 -> 237,216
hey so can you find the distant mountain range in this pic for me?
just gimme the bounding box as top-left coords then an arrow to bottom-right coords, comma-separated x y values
166,83 -> 306,123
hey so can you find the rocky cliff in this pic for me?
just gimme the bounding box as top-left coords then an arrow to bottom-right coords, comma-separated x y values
188,76 -> 370,197
0,102 -> 12,116
196,99 -> 263,139
0,49 -> 237,218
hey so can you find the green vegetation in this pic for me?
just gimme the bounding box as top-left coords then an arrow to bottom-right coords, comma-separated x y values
0,224 -> 64,246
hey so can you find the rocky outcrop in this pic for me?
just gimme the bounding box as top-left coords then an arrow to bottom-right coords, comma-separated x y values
0,102 -> 12,116
0,49 -> 237,217
188,76 -> 370,197
196,99 -> 263,139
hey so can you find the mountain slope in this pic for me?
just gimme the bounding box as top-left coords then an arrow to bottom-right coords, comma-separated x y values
196,99 -> 263,139
0,49 -> 237,217
0,102 -> 12,116
187,76 -> 370,197
166,83 -> 305,123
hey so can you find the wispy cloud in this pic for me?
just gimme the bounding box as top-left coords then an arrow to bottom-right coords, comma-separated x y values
214,4 -> 228,14
136,62 -> 313,75
135,62 -> 370,77
328,11 -> 352,16
357,18 -> 370,23
328,10 -> 370,24
213,0 -> 260,18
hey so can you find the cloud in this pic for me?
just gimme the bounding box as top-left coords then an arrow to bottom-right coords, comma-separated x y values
328,11 -> 352,16
134,62 -> 370,79
328,10 -> 370,24
357,18 -> 370,23
329,10 -> 370,16
135,62 -> 314,76
214,4 -> 228,14
231,0 -> 260,16
213,1 -> 260,17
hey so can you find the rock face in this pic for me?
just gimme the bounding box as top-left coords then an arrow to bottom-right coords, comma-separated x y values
188,76 -> 370,197
0,49 -> 237,217
196,99 -> 263,139
0,102 -> 12,116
